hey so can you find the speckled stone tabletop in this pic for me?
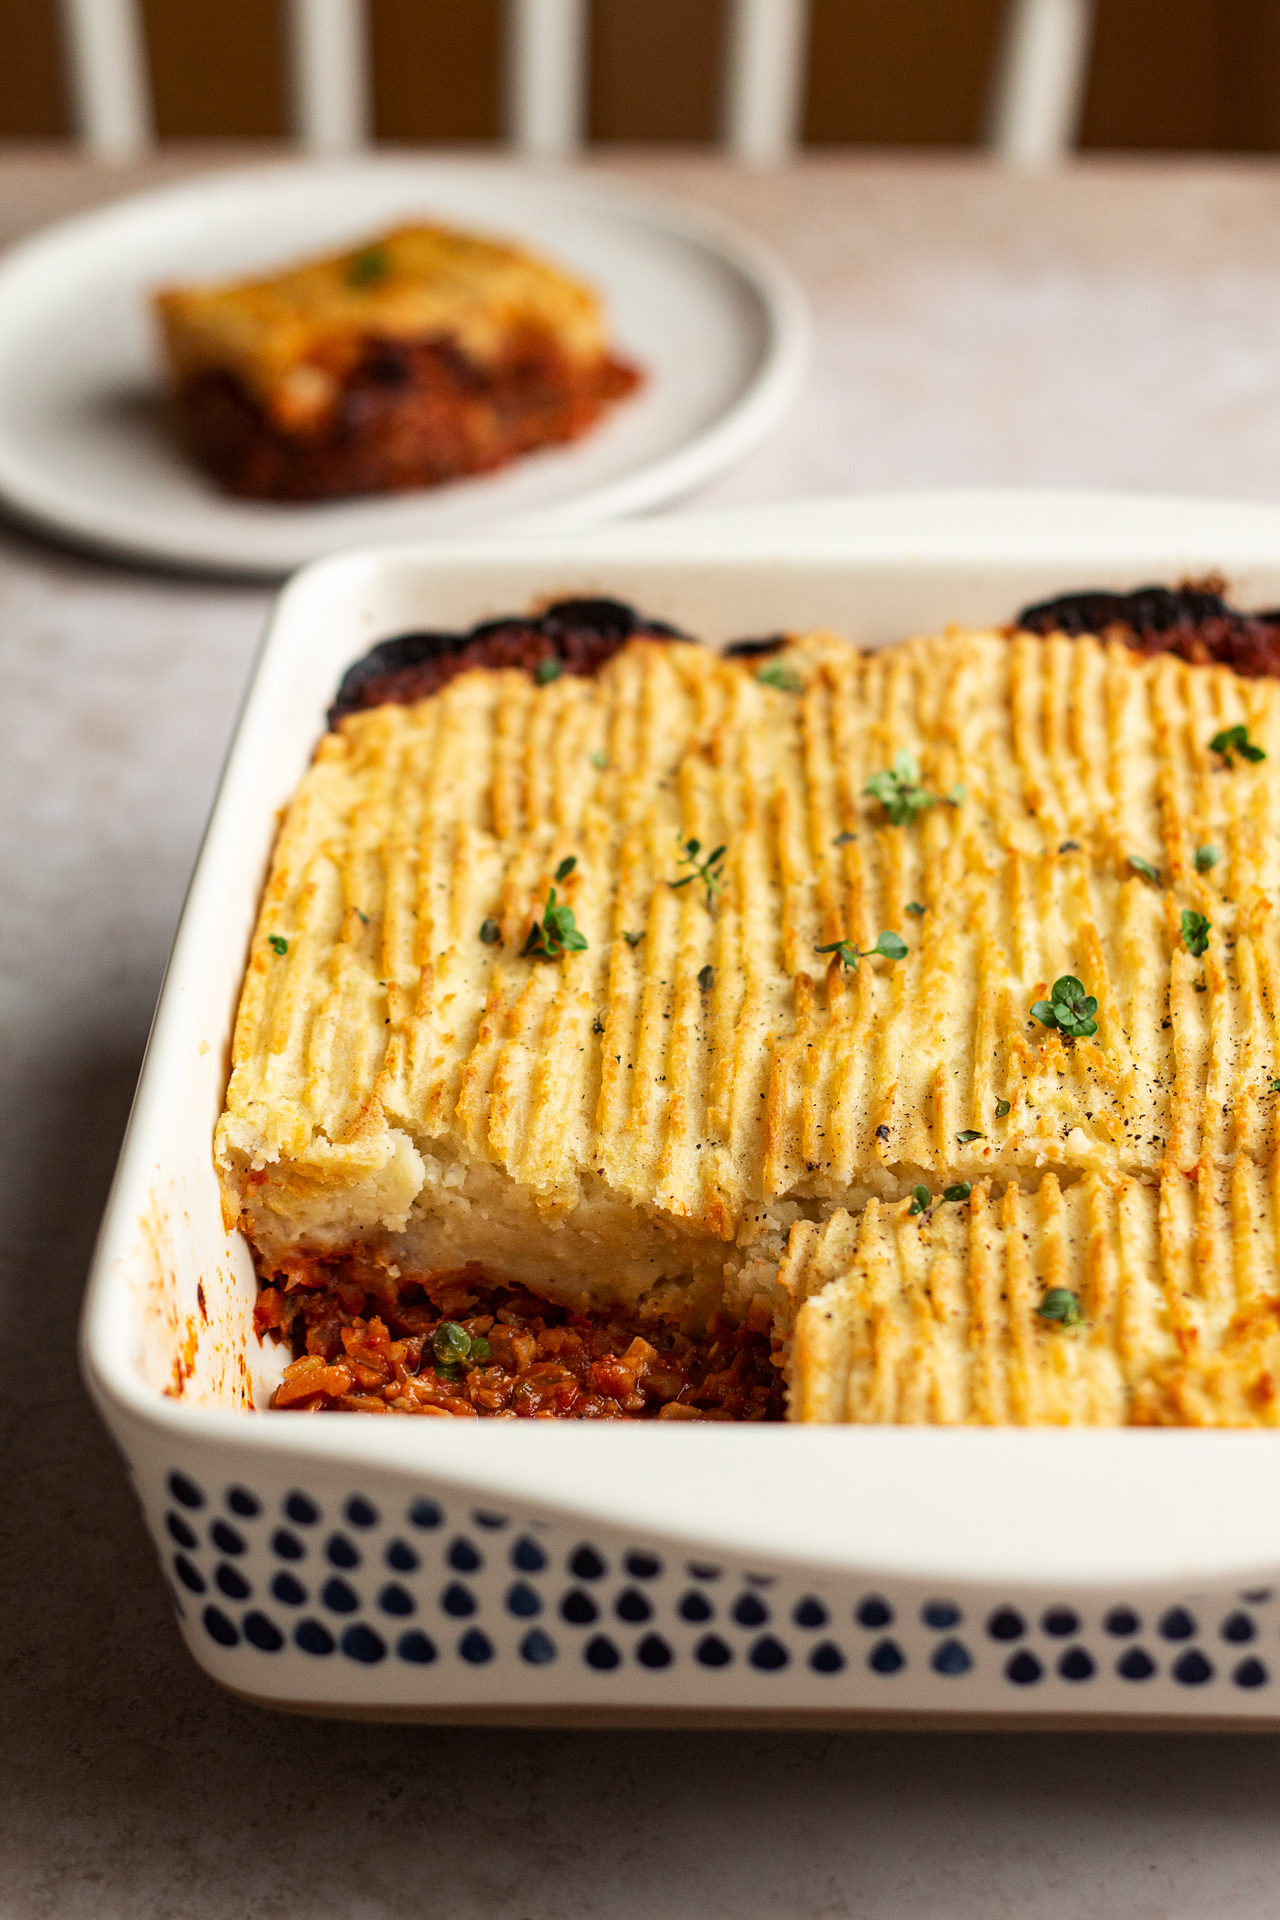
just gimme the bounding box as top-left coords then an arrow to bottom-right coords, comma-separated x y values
8,145 -> 1280,1919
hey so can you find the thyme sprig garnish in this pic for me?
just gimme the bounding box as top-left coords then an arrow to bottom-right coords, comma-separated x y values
346,244 -> 388,286
908,1185 -> 931,1217
942,1182 -> 971,1203
1195,845 -> 1220,872
671,837 -> 727,912
815,930 -> 908,972
756,660 -> 804,694
1031,975 -> 1098,1039
1037,1288 -> 1084,1327
864,751 -> 964,827
431,1321 -> 491,1378
1128,855 -> 1161,884
521,857 -> 587,960
1210,723 -> 1266,766
267,934 -> 288,955
1181,909 -> 1211,957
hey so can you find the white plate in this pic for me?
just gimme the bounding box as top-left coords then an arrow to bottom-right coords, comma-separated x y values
0,157 -> 807,577
80,493 -> 1280,1722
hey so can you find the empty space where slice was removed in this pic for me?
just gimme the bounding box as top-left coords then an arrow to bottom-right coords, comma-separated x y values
216,592 -> 1280,1425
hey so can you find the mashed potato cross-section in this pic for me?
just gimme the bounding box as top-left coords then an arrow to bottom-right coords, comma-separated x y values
216,623 -> 1280,1420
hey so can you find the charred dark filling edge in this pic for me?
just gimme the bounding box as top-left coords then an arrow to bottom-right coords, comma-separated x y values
1016,579 -> 1280,678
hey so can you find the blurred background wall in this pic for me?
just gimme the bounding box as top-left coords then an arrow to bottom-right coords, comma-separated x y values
3,0 -> 1280,151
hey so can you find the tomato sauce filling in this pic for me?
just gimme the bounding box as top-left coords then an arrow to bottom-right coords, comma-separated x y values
254,1256 -> 784,1421
1016,580 -> 1280,678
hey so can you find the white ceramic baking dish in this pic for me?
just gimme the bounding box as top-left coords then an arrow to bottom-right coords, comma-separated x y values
83,490 -> 1280,1726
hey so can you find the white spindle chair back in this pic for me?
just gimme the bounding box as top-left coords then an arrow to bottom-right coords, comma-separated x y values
53,0 -> 1093,171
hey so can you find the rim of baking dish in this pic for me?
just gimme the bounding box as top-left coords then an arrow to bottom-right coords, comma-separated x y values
81,489 -> 1280,1592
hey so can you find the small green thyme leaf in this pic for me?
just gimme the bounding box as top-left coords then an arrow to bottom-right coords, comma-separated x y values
832,829 -> 857,847
946,784 -> 966,807
1210,723 -> 1267,766
1194,844 -> 1221,872
908,1184 -> 931,1217
1271,1078 -> 1280,1094
591,750 -> 609,770
756,660 -> 804,694
479,918 -> 501,945
1129,854 -> 1161,884
1059,840 -> 1081,853
355,908 -> 370,924
905,901 -> 926,917
1032,974 -> 1099,1039
1181,909 -> 1211,958
996,1098 -> 1011,1118
955,1129 -> 984,1144
1037,1288 -> 1084,1327
521,887 -> 588,961
670,837 -> 727,912
942,1182 -> 971,1203
863,751 -> 936,827
534,657 -> 562,685
815,931 -> 907,971
267,934 -> 288,955
622,929 -> 645,948
346,244 -> 388,287
432,1321 -> 473,1370
555,855 -> 577,883
697,964 -> 714,992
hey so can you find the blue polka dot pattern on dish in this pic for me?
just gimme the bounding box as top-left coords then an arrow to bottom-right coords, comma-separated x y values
271,1529 -> 304,1561
409,1498 -> 442,1529
561,1590 -> 597,1625
585,1635 -> 620,1670
272,1572 -> 306,1606
857,1596 -> 893,1629
922,1602 -> 960,1630
1006,1651 -> 1042,1685
166,1511 -> 198,1550
295,1619 -> 335,1656
932,1639 -> 972,1676
1221,1611 -> 1255,1644
472,1510 -> 508,1529
244,1612 -> 284,1652
385,1540 -> 419,1573
210,1521 -> 245,1556
226,1486 -> 260,1518
636,1635 -> 672,1669
1041,1608 -> 1079,1638
679,1592 -> 712,1623
732,1594 -> 769,1628
695,1634 -> 732,1667
810,1642 -> 845,1674
512,1537 -> 546,1573
341,1625 -> 386,1664
1159,1607 -> 1196,1641
868,1639 -> 904,1674
345,1496 -> 379,1528
1105,1607 -> 1140,1636
321,1577 -> 359,1613
625,1552 -> 662,1579
398,1632 -> 437,1664
173,1554 -> 204,1593
749,1635 -> 788,1672
987,1608 -> 1024,1641
571,1547 -> 606,1580
793,1598 -> 828,1629
1173,1650 -> 1213,1685
520,1629 -> 557,1665
1058,1646 -> 1095,1681
215,1564 -> 251,1602
168,1472 -> 204,1509
1234,1658 -> 1268,1688
202,1605 -> 237,1646
687,1562 -> 721,1581
441,1583 -> 476,1618
326,1534 -> 360,1569
1117,1648 -> 1155,1680
284,1492 -> 319,1526
459,1630 -> 494,1664
506,1582 -> 540,1618
448,1538 -> 482,1573
615,1589 -> 651,1624
378,1584 -> 414,1616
